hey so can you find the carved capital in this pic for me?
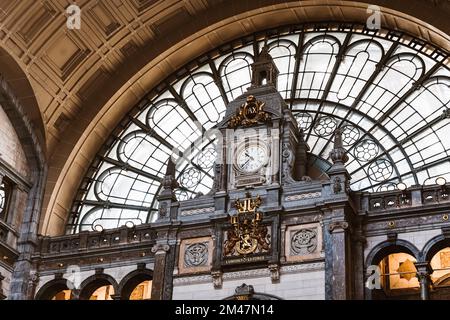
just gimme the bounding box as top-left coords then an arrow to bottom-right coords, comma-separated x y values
387,232 -> 397,242
29,272 -> 39,285
415,262 -> 432,277
151,243 -> 170,254
328,221 -> 349,233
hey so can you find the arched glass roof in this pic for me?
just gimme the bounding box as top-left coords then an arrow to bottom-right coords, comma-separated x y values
68,23 -> 450,234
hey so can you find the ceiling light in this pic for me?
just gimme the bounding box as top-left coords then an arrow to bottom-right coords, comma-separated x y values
125,221 -> 135,229
397,182 -> 407,191
93,224 -> 104,232
436,177 -> 447,186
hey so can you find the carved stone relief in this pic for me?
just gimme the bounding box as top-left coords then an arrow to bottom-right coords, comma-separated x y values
290,229 -> 317,255
281,142 -> 295,183
178,236 -> 213,274
285,223 -> 323,262
223,225 -> 271,257
184,242 -> 208,268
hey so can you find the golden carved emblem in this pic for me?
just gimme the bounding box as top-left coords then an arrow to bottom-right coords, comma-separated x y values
228,95 -> 271,128
224,192 -> 270,256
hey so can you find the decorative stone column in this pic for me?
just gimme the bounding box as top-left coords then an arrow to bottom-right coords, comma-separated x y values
323,128 -> 354,300
325,217 -> 352,300
150,243 -> 170,300
352,230 -> 366,299
27,271 -> 39,300
157,158 -> 179,221
415,262 -> 432,300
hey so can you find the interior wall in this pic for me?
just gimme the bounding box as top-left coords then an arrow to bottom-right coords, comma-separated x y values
0,104 -> 30,178
173,265 -> 325,300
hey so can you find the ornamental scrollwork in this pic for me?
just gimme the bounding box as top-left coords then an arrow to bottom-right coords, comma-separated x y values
184,242 -> 208,268
228,95 -> 271,128
290,229 -> 317,255
224,193 -> 270,256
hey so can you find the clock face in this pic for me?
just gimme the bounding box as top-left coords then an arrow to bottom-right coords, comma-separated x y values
236,144 -> 268,173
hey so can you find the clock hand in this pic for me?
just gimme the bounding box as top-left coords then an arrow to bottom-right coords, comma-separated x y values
245,151 -> 255,161
242,157 -> 251,168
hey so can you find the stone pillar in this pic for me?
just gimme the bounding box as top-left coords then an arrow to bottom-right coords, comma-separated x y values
151,243 -> 170,300
70,289 -> 80,300
325,216 -> 351,300
352,231 -> 366,299
323,128 -> 354,300
157,158 -> 179,221
415,262 -> 432,300
0,272 -> 6,300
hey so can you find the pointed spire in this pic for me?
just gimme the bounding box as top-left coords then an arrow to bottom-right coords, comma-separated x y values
161,158 -> 179,194
165,157 -> 176,177
329,128 -> 349,165
250,43 -> 279,88
293,128 -> 310,181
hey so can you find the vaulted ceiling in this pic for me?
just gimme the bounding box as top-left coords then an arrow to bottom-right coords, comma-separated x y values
0,0 -> 448,235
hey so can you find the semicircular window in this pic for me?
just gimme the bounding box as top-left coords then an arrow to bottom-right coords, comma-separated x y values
68,24 -> 450,233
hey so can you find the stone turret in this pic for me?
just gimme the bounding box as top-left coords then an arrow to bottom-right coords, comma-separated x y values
327,128 -> 350,194
294,128 -> 310,181
250,44 -> 279,88
157,158 -> 179,219
329,127 -> 349,166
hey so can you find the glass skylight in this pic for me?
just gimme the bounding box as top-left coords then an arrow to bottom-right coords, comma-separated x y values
68,24 -> 450,233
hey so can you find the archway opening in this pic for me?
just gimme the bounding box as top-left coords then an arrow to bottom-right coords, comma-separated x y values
373,252 -> 420,300
429,247 -> 450,299
79,278 -> 116,300
51,290 -> 72,300
128,280 -> 152,300
120,272 -> 153,300
89,285 -> 114,300
35,281 -> 72,300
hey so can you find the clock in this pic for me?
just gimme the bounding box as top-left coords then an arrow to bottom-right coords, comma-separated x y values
235,144 -> 268,173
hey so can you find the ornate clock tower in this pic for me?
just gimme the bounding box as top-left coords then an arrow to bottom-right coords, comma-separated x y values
207,45 -> 314,279
215,45 -> 309,193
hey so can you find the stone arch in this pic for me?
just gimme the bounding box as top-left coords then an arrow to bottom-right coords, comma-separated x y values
35,278 -> 73,300
118,268 -> 153,300
0,47 -> 45,149
41,1 -> 450,237
78,273 -> 119,300
365,239 -> 420,268
420,234 -> 450,263
0,49 -> 47,299
364,239 -> 421,300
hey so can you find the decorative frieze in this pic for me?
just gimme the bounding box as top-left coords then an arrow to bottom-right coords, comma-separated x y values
180,207 -> 215,216
172,262 -> 325,286
284,192 -> 321,201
